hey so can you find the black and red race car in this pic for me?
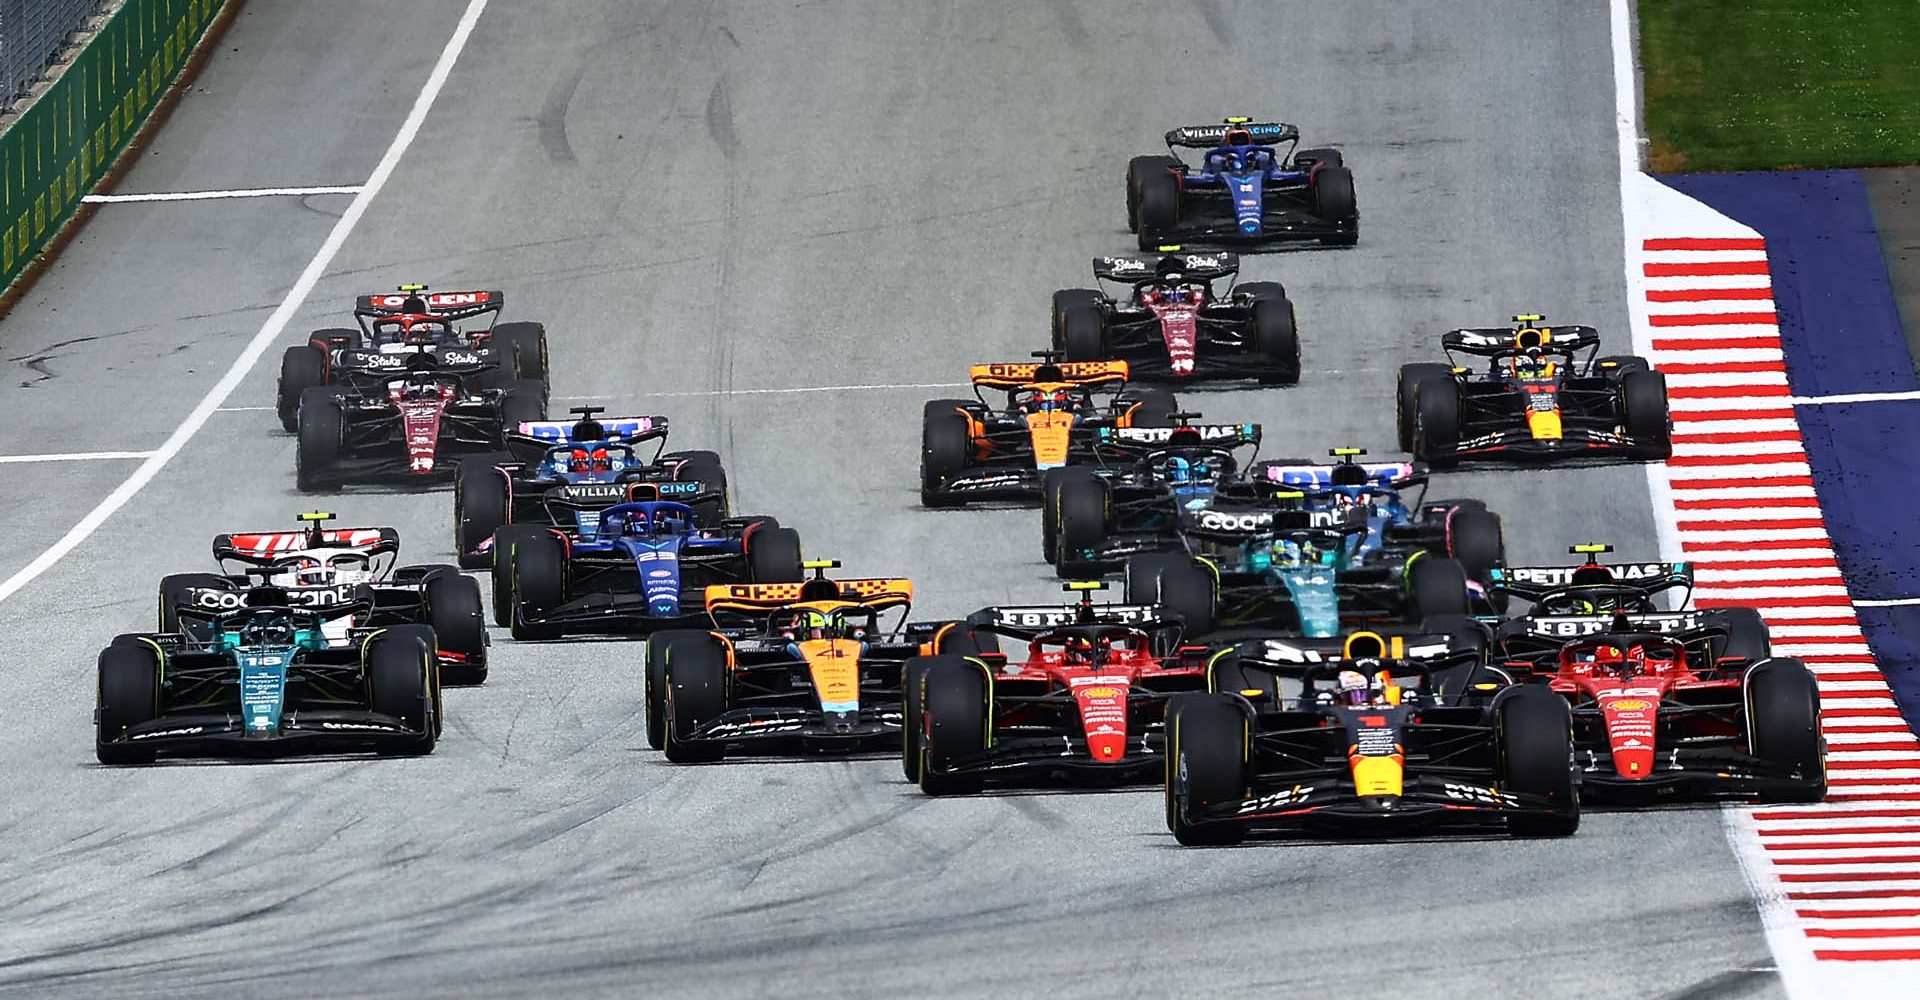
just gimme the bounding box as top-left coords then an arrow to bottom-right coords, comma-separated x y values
1396,315 -> 1670,467
276,285 -> 548,432
1049,250 -> 1300,384
906,582 -> 1216,794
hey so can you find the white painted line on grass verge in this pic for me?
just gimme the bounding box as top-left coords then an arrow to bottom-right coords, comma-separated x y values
82,186 -> 365,204
0,0 -> 491,606
0,451 -> 155,464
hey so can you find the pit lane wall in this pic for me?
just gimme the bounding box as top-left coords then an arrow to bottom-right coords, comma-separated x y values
1622,168 -> 1920,993
0,0 -> 229,289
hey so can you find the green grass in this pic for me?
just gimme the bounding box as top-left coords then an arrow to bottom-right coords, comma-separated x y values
1640,0 -> 1920,172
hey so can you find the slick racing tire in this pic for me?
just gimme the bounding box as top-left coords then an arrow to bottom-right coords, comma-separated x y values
1496,686 -> 1579,836
366,628 -> 439,756
1051,468 -> 1112,578
1620,369 -> 1673,460
455,457 -> 511,570
1134,166 -> 1181,251
1250,295 -> 1301,385
508,529 -> 568,641
745,525 -> 804,583
919,659 -> 990,796
1207,652 -> 1281,712
1599,354 -> 1652,378
1418,613 -> 1495,700
669,450 -> 730,525
1396,363 -> 1453,453
1720,606 -> 1774,662
295,387 -> 347,492
97,641 -> 162,765
663,633 -> 729,764
1126,155 -> 1181,232
1292,147 -> 1344,171
157,572 -> 233,635
1446,506 -> 1505,584
920,401 -> 973,508
903,654 -> 968,783
1165,694 -> 1249,846
1746,657 -> 1826,803
490,525 -> 551,627
499,379 -> 548,435
647,630 -> 711,751
1125,553 -> 1216,638
378,623 -> 445,740
1311,166 -> 1358,246
1116,387 -> 1178,428
1412,379 -> 1461,468
424,569 -> 488,685
491,321 -> 550,391
277,344 -> 328,433
1407,555 -> 1471,620
1053,289 -> 1108,362
1040,468 -> 1068,562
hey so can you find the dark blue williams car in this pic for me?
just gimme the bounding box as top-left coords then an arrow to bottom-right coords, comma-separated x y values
1126,117 -> 1357,251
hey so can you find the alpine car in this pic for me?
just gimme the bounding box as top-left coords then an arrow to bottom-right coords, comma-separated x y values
646,561 -> 928,762
453,407 -> 729,568
1163,630 -> 1579,844
295,349 -> 546,491
277,284 -> 548,432
1050,250 -> 1300,383
1397,315 -> 1671,467
920,356 -> 1176,507
1127,117 -> 1357,251
908,582 -> 1218,794
491,502 -> 803,640
155,512 -> 490,683
96,594 -> 440,764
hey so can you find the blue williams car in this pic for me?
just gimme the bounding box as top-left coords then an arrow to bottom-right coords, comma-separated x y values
1127,117 -> 1357,251
492,500 -> 803,640
453,406 -> 729,567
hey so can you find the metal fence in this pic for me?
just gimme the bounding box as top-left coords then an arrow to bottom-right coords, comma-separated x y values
0,0 -> 106,110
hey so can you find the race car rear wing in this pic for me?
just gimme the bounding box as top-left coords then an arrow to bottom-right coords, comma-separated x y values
213,527 -> 400,564
1235,629 -> 1471,668
1097,422 -> 1260,451
512,416 -> 669,444
965,602 -> 1172,638
354,289 -> 505,323
702,578 -> 914,615
1256,459 -> 1421,490
969,360 -> 1128,390
1439,324 -> 1602,357
1510,611 -> 1706,640
1489,561 -> 1693,600
1177,505 -> 1366,542
1092,251 -> 1238,284
1164,121 -> 1298,148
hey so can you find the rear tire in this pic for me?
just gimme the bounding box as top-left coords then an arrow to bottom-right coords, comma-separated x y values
157,572 -> 233,635
424,569 -> 488,685
1413,379 -> 1461,467
1397,363 -> 1453,453
1293,147 -> 1344,171
498,378 -> 547,435
1600,354 -> 1652,378
1052,469 -> 1112,578
491,321 -> 549,390
1747,658 -> 1826,803
1053,289 -> 1107,362
1311,166 -> 1358,245
97,642 -> 162,765
1621,369 -> 1673,460
663,634 -> 730,763
1497,686 -> 1579,836
745,525 -> 804,582
919,659 -> 989,796
921,400 -> 973,508
1126,155 -> 1181,232
670,450 -> 730,525
277,345 -> 328,433
1719,607 -> 1774,663
1135,168 -> 1181,250
295,387 -> 345,492
1117,387 -> 1178,427
1165,694 -> 1249,846
455,458 -> 511,570
1207,652 -> 1281,712
508,529 -> 567,641
1407,556 -> 1471,620
1250,297 -> 1301,385
366,630 -> 438,756
1126,553 -> 1216,637
1447,507 -> 1506,584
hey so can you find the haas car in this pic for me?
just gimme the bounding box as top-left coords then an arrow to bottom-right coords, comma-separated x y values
1397,315 -> 1672,467
453,407 -> 729,568
1164,630 -> 1580,845
646,561 -> 927,762
96,593 -> 441,764
920,356 -> 1177,507
1050,250 -> 1300,383
156,512 -> 489,683
907,582 -> 1218,794
277,284 -> 548,432
1127,117 -> 1357,251
491,502 -> 803,640
1484,545 -> 1823,804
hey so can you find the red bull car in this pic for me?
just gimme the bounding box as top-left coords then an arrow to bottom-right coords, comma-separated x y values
1396,315 -> 1670,467
920,357 -> 1177,507
907,582 -> 1217,794
1163,631 -> 1580,845
1050,250 -> 1299,383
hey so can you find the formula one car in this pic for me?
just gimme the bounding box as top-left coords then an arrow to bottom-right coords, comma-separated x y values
491,502 -> 803,640
1163,630 -> 1579,844
645,561 -> 930,762
452,407 -> 729,568
155,512 -> 490,683
1050,250 -> 1300,383
1054,447 -> 1504,589
295,351 -> 546,491
1127,117 -> 1357,251
96,595 -> 440,764
921,357 -> 1178,507
908,582 -> 1219,794
277,285 -> 548,432
1397,315 -> 1671,467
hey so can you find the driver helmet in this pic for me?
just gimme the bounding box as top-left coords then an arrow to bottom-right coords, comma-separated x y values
1629,642 -> 1675,672
1335,669 -> 1372,706
1586,644 -> 1626,668
1508,350 -> 1550,379
569,446 -> 613,474
241,615 -> 297,648
787,609 -> 835,641
1062,635 -> 1099,668
271,555 -> 334,587
1030,388 -> 1073,413
1162,455 -> 1194,484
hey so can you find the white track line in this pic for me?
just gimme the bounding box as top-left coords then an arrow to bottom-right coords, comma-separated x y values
0,451 -> 155,464
0,0 -> 491,607
558,382 -> 971,400
82,186 -> 364,204
1789,389 -> 1920,405
1856,598 -> 1920,608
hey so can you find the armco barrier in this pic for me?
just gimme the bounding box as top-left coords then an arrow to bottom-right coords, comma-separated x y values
0,0 -> 227,287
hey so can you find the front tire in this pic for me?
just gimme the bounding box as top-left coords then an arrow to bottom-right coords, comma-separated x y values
424,569 -> 488,684
1135,167 -> 1181,250
921,400 -> 973,508
366,629 -> 438,756
919,659 -> 990,796
663,633 -> 730,763
97,642 -> 162,765
277,345 -> 328,433
1396,363 -> 1453,453
295,387 -> 346,492
1621,369 -> 1673,460
1497,686 -> 1579,836
1165,694 -> 1249,846
508,529 -> 567,641
1413,379 -> 1461,467
1747,658 -> 1825,803
455,458 -> 511,570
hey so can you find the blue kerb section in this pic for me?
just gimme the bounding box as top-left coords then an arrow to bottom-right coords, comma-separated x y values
1660,170 -> 1920,733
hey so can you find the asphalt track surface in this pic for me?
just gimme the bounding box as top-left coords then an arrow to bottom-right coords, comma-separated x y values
0,2 -> 1785,998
